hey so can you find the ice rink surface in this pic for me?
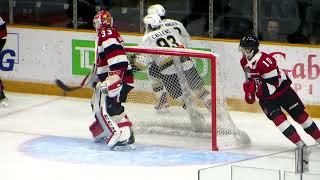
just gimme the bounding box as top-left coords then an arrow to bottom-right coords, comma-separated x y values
0,92 -> 319,180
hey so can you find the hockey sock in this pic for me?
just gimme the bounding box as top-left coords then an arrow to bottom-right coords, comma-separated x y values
295,111 -> 320,141
273,114 -> 305,147
196,88 -> 212,111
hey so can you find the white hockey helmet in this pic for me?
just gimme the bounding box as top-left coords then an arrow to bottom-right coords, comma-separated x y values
147,4 -> 166,18
143,14 -> 162,31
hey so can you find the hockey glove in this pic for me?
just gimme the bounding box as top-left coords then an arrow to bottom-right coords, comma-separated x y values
243,80 -> 256,104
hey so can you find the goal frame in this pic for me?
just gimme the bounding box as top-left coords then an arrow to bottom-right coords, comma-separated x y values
125,46 -> 218,151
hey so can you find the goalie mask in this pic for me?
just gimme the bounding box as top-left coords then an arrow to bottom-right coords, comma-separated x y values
143,14 -> 161,31
239,34 -> 259,60
147,4 -> 166,19
93,10 -> 113,32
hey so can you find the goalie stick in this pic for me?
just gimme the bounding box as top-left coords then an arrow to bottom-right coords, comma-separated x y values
55,79 -> 83,92
56,41 -> 99,92
55,61 -> 99,92
55,74 -> 90,92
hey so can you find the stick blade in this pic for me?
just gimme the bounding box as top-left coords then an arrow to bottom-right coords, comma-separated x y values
55,79 -> 81,92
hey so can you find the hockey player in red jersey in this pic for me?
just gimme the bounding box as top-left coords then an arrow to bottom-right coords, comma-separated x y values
0,17 -> 8,108
239,34 -> 320,172
89,10 -> 135,150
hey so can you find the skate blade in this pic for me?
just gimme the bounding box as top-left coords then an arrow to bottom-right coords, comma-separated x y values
111,144 -> 136,151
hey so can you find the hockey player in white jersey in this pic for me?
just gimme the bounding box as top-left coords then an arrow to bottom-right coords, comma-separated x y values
145,4 -> 191,110
137,14 -> 211,111
146,4 -> 190,46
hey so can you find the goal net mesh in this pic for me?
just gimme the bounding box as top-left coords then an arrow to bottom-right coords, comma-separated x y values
124,46 -> 250,150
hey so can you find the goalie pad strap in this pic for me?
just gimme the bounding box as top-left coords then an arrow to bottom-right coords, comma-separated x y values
107,78 -> 122,91
118,121 -> 132,128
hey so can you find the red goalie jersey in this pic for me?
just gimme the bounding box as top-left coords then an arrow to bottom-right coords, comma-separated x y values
94,10 -> 133,85
240,51 -> 292,100
96,27 -> 133,84
0,17 -> 6,39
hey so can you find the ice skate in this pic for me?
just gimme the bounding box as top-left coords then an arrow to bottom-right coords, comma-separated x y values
111,127 -> 135,151
154,92 -> 169,111
111,142 -> 136,151
0,92 -> 8,108
295,146 -> 311,173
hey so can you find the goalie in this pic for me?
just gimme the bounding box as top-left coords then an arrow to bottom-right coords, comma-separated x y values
135,14 -> 211,111
88,10 -> 135,150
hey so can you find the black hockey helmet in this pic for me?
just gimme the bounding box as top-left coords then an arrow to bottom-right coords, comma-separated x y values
239,34 -> 259,51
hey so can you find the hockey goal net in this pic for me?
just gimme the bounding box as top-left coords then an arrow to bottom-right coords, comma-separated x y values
124,46 -> 250,150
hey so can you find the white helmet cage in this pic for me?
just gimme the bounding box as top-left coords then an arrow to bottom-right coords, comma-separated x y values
147,4 -> 166,18
143,14 -> 162,31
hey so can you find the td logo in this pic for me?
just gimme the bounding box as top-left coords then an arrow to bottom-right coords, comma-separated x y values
72,39 -> 95,75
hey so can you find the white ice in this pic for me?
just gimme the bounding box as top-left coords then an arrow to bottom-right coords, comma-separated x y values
0,92 -> 319,180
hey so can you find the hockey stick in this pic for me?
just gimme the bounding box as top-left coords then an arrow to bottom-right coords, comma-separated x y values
55,79 -> 83,92
56,41 -> 99,92
55,74 -> 90,92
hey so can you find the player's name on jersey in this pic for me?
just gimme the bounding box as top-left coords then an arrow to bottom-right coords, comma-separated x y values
164,22 -> 178,27
151,29 -> 172,39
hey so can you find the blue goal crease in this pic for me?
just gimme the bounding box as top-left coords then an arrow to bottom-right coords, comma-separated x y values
19,136 -> 255,167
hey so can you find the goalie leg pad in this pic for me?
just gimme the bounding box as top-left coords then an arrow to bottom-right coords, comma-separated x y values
91,87 -> 122,146
100,74 -> 123,98
89,109 -> 122,147
113,114 -> 135,145
117,121 -> 133,143
99,109 -> 122,146
90,82 -> 122,146
89,117 -> 109,141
